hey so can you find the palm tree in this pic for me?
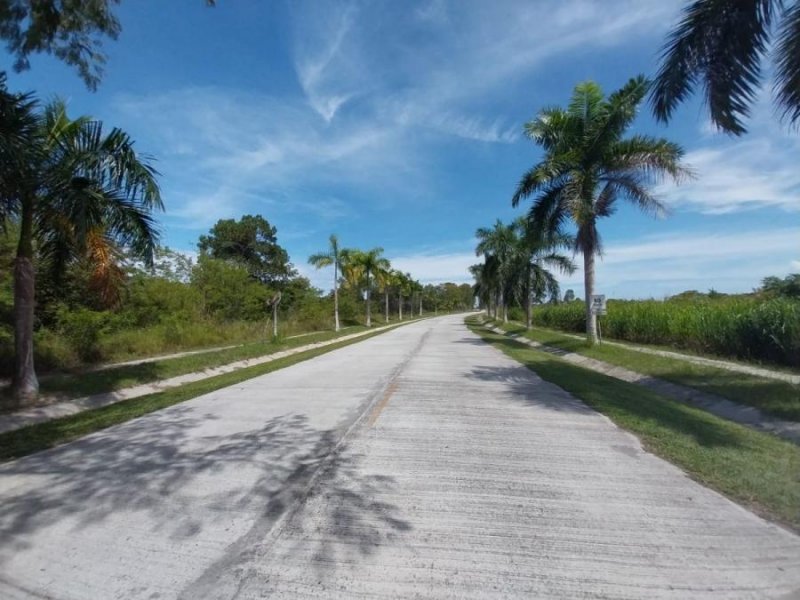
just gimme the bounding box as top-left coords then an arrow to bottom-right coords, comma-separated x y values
1,81 -> 162,403
512,76 -> 688,343
350,247 -> 389,327
651,0 -> 800,134
391,269 -> 409,320
475,220 -> 517,323
512,218 -> 575,330
308,234 -> 342,331
469,262 -> 494,317
374,262 -> 394,324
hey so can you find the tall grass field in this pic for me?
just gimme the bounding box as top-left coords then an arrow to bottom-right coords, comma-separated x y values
529,297 -> 800,368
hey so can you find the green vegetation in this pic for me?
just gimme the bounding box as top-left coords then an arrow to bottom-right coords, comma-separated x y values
492,319 -> 800,422
525,295 -> 800,368
651,0 -> 800,135
472,218 -> 574,326
510,75 -> 688,343
468,318 -> 800,530
0,323 -> 405,462
1,79 -> 163,403
24,325 -> 376,402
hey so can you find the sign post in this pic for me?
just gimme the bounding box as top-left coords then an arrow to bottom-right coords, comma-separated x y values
590,294 -> 607,344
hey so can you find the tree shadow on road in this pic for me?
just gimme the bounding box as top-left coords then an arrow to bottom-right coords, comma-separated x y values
0,405 -> 411,592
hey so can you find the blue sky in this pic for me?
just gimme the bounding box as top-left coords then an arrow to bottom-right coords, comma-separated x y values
3,0 -> 798,298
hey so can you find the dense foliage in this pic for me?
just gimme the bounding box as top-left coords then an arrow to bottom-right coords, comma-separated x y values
0,223 -> 473,377
527,294 -> 800,367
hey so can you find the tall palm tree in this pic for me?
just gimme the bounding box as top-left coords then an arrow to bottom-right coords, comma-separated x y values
374,262 -> 394,324
512,76 -> 688,343
475,220 -> 517,323
512,218 -> 575,330
469,262 -> 494,317
308,234 -> 342,331
391,269 -> 409,320
651,0 -> 800,134
1,81 -> 162,403
350,247 -> 389,327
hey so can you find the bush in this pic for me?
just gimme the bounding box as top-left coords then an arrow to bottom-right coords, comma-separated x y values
56,307 -> 123,363
530,297 -> 800,367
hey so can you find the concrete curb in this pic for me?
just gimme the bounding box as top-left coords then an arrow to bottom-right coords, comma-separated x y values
0,320 -> 422,435
481,322 -> 800,444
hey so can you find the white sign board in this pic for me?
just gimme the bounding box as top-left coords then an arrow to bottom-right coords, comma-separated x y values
591,294 -> 607,315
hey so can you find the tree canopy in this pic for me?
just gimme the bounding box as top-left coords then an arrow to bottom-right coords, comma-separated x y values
198,215 -> 295,286
0,0 -> 215,90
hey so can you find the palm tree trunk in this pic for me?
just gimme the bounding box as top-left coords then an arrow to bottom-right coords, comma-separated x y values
419,294 -> 422,316
525,261 -> 532,330
13,197 -> 39,404
500,289 -> 508,323
584,251 -> 597,344
398,292 -> 403,320
365,272 -> 371,327
272,301 -> 278,338
333,260 -> 340,332
384,290 -> 389,323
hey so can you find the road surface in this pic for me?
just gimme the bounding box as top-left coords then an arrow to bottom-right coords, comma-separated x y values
0,315 -> 798,599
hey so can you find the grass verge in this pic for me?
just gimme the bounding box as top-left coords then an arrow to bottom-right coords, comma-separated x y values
468,317 -> 800,531
2,322 -> 433,403
492,320 -> 800,422
0,322 -> 416,462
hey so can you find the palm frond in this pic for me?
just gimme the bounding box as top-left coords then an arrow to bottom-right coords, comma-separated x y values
650,0 -> 776,135
774,1 -> 800,126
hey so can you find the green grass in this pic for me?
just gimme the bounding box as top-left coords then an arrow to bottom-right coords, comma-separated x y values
2,319 -> 426,404
0,323 -> 411,462
468,317 -> 800,531
493,320 -> 800,423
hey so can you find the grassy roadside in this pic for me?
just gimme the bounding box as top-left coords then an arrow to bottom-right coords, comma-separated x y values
0,321 -> 417,462
2,321 -> 429,404
491,320 -> 800,422
468,318 -> 800,531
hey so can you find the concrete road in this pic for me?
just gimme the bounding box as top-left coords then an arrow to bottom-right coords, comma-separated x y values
0,315 -> 798,599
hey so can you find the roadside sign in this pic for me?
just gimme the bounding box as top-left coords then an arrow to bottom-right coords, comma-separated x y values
591,294 -> 607,315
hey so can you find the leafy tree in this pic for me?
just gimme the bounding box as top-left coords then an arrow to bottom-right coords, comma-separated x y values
512,76 -> 688,343
760,274 -> 800,297
190,256 -> 268,322
1,77 -> 162,403
198,215 -> 294,286
1,1 -> 215,90
563,289 -> 575,302
308,234 -> 342,331
651,0 -> 800,134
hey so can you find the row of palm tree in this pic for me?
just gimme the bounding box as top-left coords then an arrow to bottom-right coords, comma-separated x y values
308,238 -> 423,329
472,218 -> 575,329
1,74 -> 162,404
475,75 -> 689,342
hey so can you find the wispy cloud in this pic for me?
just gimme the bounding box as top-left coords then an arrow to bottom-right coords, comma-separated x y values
660,140 -> 800,214
292,3 -> 358,122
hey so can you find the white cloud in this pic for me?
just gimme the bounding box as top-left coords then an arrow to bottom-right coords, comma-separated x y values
562,228 -> 799,298
660,141 -> 800,214
391,252 -> 477,284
